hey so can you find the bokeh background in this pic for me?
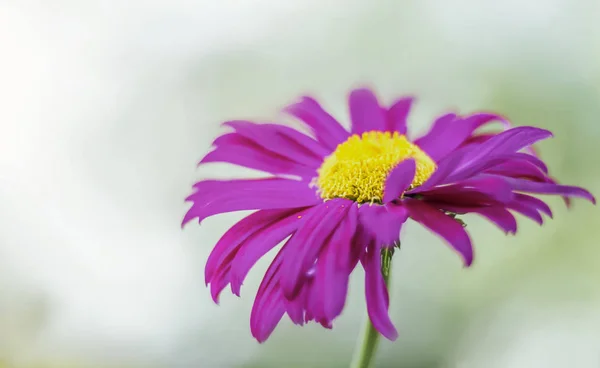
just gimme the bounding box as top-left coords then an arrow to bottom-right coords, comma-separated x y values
1,0 -> 599,367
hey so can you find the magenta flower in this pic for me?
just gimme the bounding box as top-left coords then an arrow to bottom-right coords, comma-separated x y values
183,88 -> 594,343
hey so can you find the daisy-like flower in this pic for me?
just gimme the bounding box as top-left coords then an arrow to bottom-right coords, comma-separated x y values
183,88 -> 594,343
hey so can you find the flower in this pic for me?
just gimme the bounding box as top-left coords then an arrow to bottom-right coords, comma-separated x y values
183,88 -> 595,342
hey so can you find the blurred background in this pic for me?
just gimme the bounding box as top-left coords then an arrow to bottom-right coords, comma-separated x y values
1,0 -> 599,367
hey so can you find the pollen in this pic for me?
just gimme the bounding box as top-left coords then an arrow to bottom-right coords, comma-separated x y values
315,131 -> 437,203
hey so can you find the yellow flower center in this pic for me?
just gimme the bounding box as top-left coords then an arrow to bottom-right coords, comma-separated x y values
315,131 -> 437,203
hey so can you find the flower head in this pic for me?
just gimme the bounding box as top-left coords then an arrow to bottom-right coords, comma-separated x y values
183,88 -> 595,342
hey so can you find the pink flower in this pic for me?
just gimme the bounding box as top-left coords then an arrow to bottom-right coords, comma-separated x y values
183,88 -> 595,342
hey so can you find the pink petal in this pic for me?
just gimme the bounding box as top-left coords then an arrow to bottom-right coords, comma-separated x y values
359,203 -> 409,246
284,96 -> 349,151
349,88 -> 386,134
223,120 -> 327,166
430,203 -> 518,235
205,209 -> 296,285
450,127 -> 553,179
501,177 -> 596,204
415,113 -> 509,161
201,133 -> 317,178
183,178 -> 319,225
310,205 -> 358,321
230,209 -> 309,296
250,248 -> 286,343
405,199 -> 474,266
513,193 -> 553,218
362,243 -> 398,340
416,176 -> 515,205
280,199 -> 351,300
385,97 -> 413,134
383,159 -> 416,203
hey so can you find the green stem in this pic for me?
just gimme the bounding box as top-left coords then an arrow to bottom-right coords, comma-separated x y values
349,248 -> 394,368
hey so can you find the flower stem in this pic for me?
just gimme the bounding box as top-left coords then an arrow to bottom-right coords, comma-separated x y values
349,247 -> 394,368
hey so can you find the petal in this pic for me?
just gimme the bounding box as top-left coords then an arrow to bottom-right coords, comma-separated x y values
205,209 -> 295,285
486,159 -> 550,183
416,113 -> 508,161
506,193 -> 554,225
500,177 -> 596,204
348,227 -> 371,271
476,206 -> 518,234
433,126 -> 553,185
318,319 -> 333,329
414,113 -> 458,161
405,199 -> 474,266
183,178 -> 320,225
311,205 -> 358,321
223,121 -> 327,166
462,133 -> 540,159
200,133 -> 317,178
209,265 -> 231,303
513,193 -> 553,218
461,133 -> 496,147
385,97 -> 413,134
430,203 -> 517,235
464,112 -> 511,131
416,176 -> 515,205
265,123 -> 331,159
252,293 -> 285,343
507,201 -> 544,225
502,152 -> 549,174
230,209 -> 309,296
451,127 -> 553,178
250,248 -> 286,343
284,96 -> 349,151
383,159 -> 416,203
410,149 -> 468,191
349,88 -> 386,134
359,203 -> 409,246
362,243 -> 398,340
547,177 -> 572,208
445,151 -> 552,185
280,199 -> 351,300
284,286 -> 307,325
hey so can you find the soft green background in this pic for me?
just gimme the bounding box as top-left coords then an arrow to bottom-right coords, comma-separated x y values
1,0 -> 599,367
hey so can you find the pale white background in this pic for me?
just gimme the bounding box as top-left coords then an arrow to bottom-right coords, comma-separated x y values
1,1 -> 599,367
